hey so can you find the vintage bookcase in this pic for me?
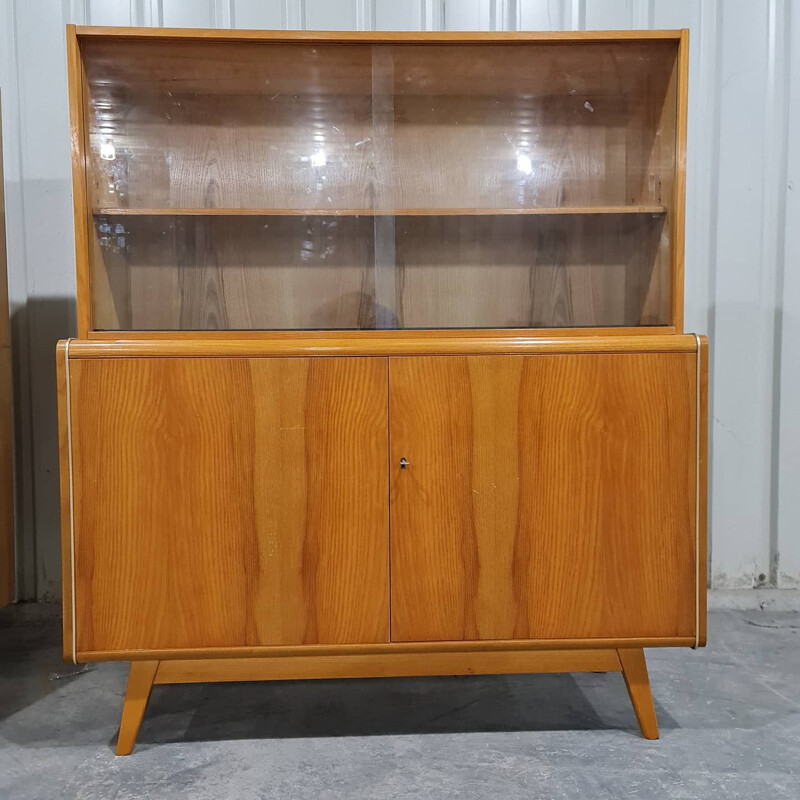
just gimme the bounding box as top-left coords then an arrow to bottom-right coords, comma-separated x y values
58,25 -> 707,754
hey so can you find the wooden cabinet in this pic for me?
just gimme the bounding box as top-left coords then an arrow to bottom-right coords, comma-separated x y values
59,26 -> 705,753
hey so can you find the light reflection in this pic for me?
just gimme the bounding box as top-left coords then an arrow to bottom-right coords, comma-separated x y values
310,150 -> 327,167
516,153 -> 533,175
99,141 -> 116,161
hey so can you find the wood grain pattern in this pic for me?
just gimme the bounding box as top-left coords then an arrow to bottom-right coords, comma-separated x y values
116,660 -> 158,756
94,213 -> 669,332
0,107 -> 13,606
394,213 -> 668,329
90,220 -> 126,330
618,648 -> 659,739
632,39 -> 678,325
93,215 -> 375,331
64,333 -> 696,358
389,352 -> 697,642
81,40 -> 374,212
382,44 -> 676,209
68,356 -> 389,652
154,649 -> 623,684
81,41 -> 675,212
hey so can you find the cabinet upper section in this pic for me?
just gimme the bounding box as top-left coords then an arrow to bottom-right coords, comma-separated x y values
68,27 -> 688,337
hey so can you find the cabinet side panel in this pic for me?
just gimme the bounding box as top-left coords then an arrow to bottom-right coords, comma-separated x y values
697,336 -> 708,646
69,356 -> 389,653
67,28 -> 92,337
56,342 -> 74,658
671,30 -> 689,331
389,352 -> 697,642
0,349 -> 13,608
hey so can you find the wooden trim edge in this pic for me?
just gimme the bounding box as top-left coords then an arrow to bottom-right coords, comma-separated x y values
78,636 -> 697,663
64,334 -> 700,359
66,26 -> 91,338
65,340 -> 77,663
696,335 -> 709,647
695,333 -> 701,647
85,327 -> 677,341
153,649 -> 623,684
56,341 -> 75,663
73,27 -> 685,43
672,28 -> 689,332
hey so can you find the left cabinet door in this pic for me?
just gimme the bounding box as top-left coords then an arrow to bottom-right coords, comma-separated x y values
59,354 -> 389,657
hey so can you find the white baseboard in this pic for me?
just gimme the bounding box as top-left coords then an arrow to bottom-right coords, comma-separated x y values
708,588 -> 800,611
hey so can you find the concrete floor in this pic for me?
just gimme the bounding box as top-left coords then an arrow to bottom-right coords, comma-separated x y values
1,606 -> 798,799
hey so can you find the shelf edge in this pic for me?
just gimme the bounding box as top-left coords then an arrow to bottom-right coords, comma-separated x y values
92,205 -> 668,218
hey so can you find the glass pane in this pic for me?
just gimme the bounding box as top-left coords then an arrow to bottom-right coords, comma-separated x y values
83,39 -> 377,330
380,42 -> 677,329
81,37 -> 677,331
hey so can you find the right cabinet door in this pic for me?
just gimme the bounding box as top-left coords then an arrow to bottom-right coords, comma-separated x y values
389,352 -> 699,643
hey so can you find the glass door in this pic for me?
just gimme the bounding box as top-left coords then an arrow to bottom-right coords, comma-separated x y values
377,42 -> 678,329
81,37 -> 678,331
83,38 -> 378,330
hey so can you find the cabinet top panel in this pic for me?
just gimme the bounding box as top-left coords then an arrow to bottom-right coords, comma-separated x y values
71,26 -> 684,43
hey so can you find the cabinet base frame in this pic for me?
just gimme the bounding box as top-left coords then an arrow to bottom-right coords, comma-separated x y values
115,646 -> 659,755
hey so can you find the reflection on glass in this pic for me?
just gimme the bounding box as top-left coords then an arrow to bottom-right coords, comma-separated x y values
81,38 -> 678,331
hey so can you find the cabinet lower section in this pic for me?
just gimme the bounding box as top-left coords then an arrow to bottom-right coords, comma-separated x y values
57,334 -> 706,752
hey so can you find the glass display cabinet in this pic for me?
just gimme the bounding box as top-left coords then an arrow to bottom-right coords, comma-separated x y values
58,26 -> 707,755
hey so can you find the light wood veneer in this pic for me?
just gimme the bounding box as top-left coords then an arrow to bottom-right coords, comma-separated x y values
389,352 -> 696,641
67,355 -> 389,653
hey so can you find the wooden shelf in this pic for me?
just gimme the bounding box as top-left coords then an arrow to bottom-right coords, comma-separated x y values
93,205 -> 667,218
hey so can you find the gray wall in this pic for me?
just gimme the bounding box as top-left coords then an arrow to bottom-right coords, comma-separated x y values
1,0 -> 798,600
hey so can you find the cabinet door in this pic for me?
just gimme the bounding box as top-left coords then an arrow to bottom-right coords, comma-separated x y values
66,356 -> 388,654
389,353 -> 698,642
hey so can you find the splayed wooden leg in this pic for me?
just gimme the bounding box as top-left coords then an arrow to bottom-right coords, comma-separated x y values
618,648 -> 659,739
116,660 -> 159,755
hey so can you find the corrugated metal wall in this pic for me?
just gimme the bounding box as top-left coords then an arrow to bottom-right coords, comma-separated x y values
0,0 -> 797,599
